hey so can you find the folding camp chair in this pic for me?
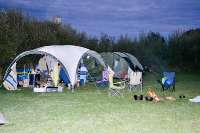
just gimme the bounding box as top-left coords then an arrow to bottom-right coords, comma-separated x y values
158,72 -> 175,91
128,71 -> 142,92
108,80 -> 126,96
107,67 -> 126,96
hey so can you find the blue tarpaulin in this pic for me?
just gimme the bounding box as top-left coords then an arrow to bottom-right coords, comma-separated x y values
59,68 -> 70,85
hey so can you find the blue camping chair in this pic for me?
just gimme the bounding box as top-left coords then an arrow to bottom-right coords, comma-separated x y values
159,72 -> 175,91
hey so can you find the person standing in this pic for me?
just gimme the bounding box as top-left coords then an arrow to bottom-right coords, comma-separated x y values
52,63 -> 61,87
79,63 -> 88,86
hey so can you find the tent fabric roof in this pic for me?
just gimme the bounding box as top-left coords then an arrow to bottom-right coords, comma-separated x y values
4,45 -> 106,87
120,52 -> 143,71
101,52 -> 143,71
100,52 -> 114,67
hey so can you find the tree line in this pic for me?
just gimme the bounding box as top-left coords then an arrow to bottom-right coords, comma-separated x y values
0,9 -> 200,79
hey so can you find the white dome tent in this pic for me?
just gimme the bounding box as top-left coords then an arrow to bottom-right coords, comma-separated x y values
3,45 -> 106,90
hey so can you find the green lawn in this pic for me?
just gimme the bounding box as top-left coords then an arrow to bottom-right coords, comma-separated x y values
0,73 -> 200,133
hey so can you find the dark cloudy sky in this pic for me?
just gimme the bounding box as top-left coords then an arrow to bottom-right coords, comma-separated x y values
0,0 -> 200,37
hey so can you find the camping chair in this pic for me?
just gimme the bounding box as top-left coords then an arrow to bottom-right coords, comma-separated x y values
95,70 -> 109,88
158,72 -> 175,91
108,71 -> 126,96
128,71 -> 143,92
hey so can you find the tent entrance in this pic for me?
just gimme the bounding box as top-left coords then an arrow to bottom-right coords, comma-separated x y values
76,54 -> 104,87
3,53 -> 70,90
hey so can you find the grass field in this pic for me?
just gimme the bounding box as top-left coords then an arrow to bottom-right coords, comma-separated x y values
0,73 -> 200,133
